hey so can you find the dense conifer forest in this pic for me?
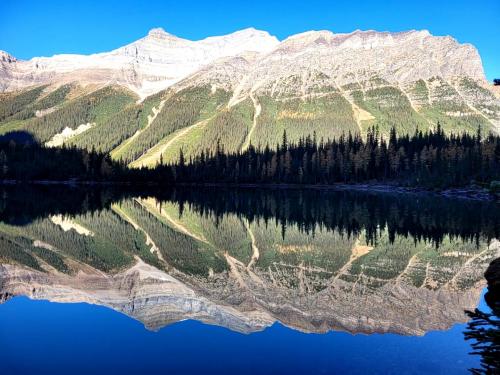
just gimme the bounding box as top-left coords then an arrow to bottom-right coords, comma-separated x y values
166,125 -> 500,189
0,125 -> 499,191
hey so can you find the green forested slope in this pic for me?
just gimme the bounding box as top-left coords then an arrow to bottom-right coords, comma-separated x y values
0,77 -> 497,169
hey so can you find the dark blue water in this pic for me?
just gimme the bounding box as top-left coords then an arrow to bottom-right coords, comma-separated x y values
0,294 -> 487,375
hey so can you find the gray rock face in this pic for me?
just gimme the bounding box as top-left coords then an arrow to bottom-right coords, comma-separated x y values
0,28 -> 489,97
0,28 -> 279,98
229,29 -> 486,99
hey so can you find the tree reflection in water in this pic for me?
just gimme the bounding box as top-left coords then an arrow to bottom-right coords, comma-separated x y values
464,258 -> 500,374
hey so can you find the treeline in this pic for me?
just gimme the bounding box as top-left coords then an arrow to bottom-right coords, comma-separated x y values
164,125 -> 500,188
1,125 -> 499,190
0,131 -> 131,181
114,86 -> 230,163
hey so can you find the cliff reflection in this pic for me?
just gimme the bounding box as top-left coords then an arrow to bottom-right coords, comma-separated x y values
0,186 -> 499,335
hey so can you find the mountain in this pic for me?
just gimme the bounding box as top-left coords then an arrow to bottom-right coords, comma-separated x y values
1,27 -> 499,167
0,27 -> 279,97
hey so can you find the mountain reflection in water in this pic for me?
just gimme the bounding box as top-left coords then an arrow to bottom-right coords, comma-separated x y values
0,186 -> 499,338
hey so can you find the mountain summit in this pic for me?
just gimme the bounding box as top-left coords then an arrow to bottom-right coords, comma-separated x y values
0,27 -> 280,97
146,27 -> 177,39
0,28 -> 499,167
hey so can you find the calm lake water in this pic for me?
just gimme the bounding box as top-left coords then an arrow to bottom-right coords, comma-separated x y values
0,186 -> 499,374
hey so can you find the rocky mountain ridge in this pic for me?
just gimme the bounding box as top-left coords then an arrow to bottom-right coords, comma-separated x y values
1,27 -> 499,166
0,27 -> 279,97
0,28 -> 489,97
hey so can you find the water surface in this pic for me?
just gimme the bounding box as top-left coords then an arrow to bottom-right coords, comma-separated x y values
0,186 -> 498,374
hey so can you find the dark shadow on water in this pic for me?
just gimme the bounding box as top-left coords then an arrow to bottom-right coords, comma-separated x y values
0,185 -> 137,225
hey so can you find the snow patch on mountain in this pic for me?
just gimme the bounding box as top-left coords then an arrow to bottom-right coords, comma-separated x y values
45,123 -> 95,147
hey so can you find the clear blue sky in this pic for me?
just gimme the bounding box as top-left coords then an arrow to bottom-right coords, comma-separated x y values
1,0 -> 498,80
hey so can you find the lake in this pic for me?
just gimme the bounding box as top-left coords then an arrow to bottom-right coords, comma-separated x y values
0,186 -> 499,374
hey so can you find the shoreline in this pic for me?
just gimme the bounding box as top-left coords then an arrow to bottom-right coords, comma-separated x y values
195,182 -> 498,202
0,179 -> 497,202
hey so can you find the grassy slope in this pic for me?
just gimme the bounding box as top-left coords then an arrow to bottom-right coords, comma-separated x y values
0,85 -> 74,135
350,83 -> 429,135
0,207 -> 166,273
347,229 -> 490,289
115,199 -> 227,276
9,86 -> 137,143
0,86 -> 47,123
